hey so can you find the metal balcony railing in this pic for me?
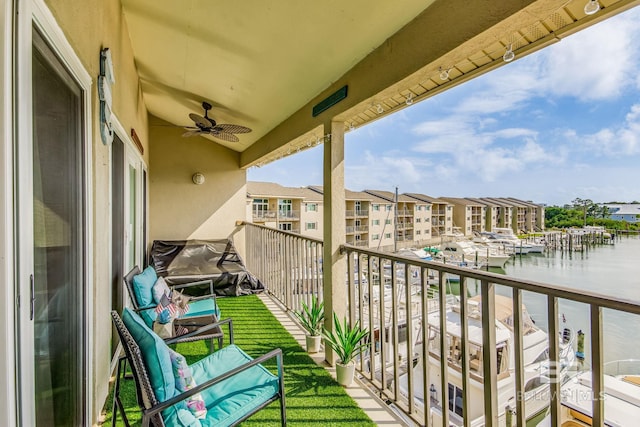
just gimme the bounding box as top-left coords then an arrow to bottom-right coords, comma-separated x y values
242,223 -> 640,427
252,210 -> 277,220
245,222 -> 324,312
278,210 -> 300,220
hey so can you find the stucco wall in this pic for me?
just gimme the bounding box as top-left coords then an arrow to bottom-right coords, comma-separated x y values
43,0 -> 149,423
148,115 -> 247,256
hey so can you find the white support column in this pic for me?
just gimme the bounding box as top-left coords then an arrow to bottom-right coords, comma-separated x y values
322,121 -> 346,365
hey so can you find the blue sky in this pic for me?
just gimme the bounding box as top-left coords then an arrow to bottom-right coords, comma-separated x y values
248,6 -> 640,206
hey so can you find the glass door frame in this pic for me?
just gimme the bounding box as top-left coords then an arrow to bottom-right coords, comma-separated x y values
109,118 -> 146,370
14,0 -> 93,425
111,117 -> 147,306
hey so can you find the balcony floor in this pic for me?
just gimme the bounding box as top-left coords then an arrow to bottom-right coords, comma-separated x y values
102,294 -> 403,426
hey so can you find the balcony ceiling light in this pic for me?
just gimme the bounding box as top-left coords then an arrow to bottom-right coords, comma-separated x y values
439,67 -> 450,81
503,44 -> 515,63
584,0 -> 601,15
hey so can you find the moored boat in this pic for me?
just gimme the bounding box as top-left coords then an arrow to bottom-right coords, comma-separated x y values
396,294 -> 575,426
536,359 -> 640,427
441,239 -> 512,268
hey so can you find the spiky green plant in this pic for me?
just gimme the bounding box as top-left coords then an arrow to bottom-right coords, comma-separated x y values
293,295 -> 324,336
322,312 -> 369,365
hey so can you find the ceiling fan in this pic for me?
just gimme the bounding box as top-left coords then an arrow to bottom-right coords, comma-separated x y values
182,101 -> 251,142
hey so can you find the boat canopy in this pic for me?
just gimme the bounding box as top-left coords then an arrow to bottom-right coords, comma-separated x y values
469,295 -> 536,334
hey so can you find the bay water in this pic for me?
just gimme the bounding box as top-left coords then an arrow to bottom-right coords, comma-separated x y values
487,235 -> 640,365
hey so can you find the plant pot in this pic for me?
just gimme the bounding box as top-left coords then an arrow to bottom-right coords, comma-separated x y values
335,362 -> 356,387
306,334 -> 322,353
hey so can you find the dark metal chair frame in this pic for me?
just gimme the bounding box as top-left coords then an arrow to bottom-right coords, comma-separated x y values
111,311 -> 286,427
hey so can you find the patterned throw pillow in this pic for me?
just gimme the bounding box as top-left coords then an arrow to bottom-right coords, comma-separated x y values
152,277 -> 171,304
168,348 -> 207,419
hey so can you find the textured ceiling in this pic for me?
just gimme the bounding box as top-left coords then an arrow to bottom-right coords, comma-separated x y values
122,0 -> 434,150
122,0 -> 640,163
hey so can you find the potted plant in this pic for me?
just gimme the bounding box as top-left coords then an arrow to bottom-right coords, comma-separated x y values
322,312 -> 369,387
293,296 -> 324,353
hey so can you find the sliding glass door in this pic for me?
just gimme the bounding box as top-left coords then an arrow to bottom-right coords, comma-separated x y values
29,28 -> 86,426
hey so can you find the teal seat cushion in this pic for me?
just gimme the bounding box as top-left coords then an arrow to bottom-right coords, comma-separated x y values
132,266 -> 157,308
122,307 -> 175,402
139,297 -> 218,329
179,298 -> 220,320
140,307 -> 158,328
189,345 -> 279,427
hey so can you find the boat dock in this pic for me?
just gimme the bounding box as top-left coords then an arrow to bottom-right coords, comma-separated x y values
540,228 -> 615,252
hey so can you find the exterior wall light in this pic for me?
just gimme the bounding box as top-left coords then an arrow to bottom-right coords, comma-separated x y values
192,172 -> 205,185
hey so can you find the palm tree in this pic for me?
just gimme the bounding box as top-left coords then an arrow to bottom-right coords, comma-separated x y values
572,198 -> 593,226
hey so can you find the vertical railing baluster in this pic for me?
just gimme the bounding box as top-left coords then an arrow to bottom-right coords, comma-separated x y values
347,249 -> 354,322
317,242 -> 322,302
300,238 -> 306,309
279,231 -> 285,305
312,242 -> 317,304
268,230 -> 273,296
293,237 -> 298,311
512,288 -> 525,427
378,256 -> 387,394
279,232 -> 283,302
547,295 -> 560,426
297,237 -> 302,311
591,305 -> 604,427
421,266 -> 430,427
459,276 -> 470,427
438,272 -> 449,427
292,237 -> 298,312
481,279 -> 497,427
311,242 -> 316,302
366,253 -> 375,381
405,263 -> 414,415
286,236 -> 292,310
391,260 -> 400,402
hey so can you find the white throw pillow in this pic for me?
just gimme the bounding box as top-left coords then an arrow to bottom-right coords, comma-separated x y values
152,276 -> 171,304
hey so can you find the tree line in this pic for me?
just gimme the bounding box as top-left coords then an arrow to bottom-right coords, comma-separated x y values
545,198 -> 639,230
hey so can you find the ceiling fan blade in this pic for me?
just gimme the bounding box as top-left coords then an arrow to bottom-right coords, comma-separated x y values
182,129 -> 203,137
189,113 -> 213,128
210,131 -> 240,143
215,124 -> 252,134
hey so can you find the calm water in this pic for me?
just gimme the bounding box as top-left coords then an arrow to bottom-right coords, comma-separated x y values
487,235 -> 640,365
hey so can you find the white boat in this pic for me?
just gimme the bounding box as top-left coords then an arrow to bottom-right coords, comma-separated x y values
397,294 -> 576,426
536,359 -> 640,427
492,227 -> 546,253
441,239 -> 512,269
478,231 -> 537,254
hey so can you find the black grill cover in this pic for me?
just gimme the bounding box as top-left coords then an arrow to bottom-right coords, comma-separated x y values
149,239 -> 264,296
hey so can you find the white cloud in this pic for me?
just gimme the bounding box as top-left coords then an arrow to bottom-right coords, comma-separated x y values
517,139 -> 549,163
490,128 -> 538,139
345,150 -> 433,191
577,103 -> 640,156
541,10 -> 640,101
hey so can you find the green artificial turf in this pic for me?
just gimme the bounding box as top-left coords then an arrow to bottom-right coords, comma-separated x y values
102,295 -> 375,426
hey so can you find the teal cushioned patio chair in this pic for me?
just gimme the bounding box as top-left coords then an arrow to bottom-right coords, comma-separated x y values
124,266 -> 223,348
111,308 -> 286,427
